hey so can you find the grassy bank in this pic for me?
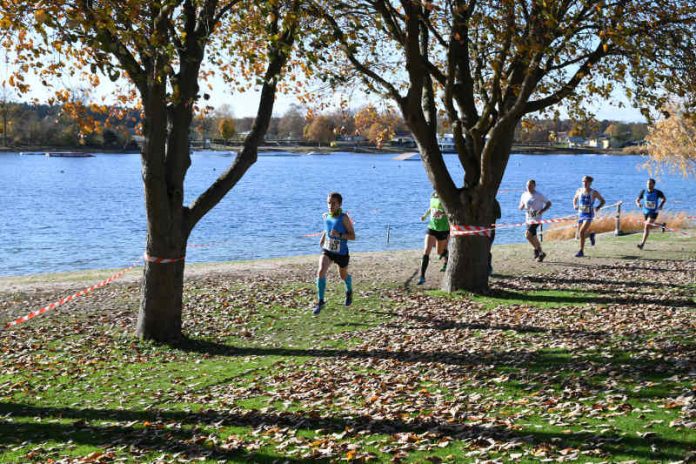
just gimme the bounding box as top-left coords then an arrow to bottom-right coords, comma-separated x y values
0,234 -> 694,463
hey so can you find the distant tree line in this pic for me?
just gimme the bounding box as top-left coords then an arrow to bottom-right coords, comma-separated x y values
0,99 -> 649,150
515,117 -> 649,147
0,101 -> 141,149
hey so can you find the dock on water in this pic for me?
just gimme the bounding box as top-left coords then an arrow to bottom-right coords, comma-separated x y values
393,152 -> 420,161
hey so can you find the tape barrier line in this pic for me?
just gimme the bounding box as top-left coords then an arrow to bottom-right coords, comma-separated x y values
143,252 -> 185,264
2,261 -> 140,332
494,214 -> 577,230
450,201 -> 622,239
450,224 -> 493,237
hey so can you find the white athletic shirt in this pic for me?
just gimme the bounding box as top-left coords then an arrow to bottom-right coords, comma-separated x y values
519,190 -> 548,222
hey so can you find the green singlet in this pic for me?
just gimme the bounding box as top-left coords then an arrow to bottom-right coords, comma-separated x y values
428,196 -> 449,231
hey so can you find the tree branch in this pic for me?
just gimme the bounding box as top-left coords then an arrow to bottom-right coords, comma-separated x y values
185,4 -> 299,232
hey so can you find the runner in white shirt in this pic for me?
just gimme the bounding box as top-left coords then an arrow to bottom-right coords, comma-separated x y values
518,179 -> 552,262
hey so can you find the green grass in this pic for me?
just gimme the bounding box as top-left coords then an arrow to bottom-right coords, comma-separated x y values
1,239 -> 695,463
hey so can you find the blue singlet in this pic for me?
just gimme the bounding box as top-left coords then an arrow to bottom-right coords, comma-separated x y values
322,212 -> 349,255
577,189 -> 595,221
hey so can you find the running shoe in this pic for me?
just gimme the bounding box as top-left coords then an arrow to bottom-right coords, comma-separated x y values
345,290 -> 353,307
417,276 -> 426,285
637,243 -> 644,250
537,251 -> 546,262
575,250 -> 584,258
589,232 -> 596,246
312,300 -> 325,315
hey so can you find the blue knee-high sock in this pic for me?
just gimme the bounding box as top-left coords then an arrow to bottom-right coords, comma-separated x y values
344,275 -> 353,292
317,277 -> 327,301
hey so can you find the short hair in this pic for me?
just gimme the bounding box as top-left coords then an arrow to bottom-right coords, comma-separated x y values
527,179 -> 536,185
582,175 -> 594,182
648,178 -> 656,184
328,192 -> 343,204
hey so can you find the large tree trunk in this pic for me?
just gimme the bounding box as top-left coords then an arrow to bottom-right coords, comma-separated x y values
135,86 -> 190,342
441,187 -> 499,292
438,126 -> 515,293
137,253 -> 185,341
444,234 -> 491,292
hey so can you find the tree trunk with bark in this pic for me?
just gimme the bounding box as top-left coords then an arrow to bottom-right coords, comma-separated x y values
135,87 -> 192,342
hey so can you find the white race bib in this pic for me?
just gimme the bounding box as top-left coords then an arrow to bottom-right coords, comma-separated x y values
323,237 -> 341,252
645,200 -> 656,209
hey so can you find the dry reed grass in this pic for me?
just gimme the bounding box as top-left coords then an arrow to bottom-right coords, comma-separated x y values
543,212 -> 695,241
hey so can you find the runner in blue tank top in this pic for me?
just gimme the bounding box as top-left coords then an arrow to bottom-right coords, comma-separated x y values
572,175 -> 605,257
313,192 -> 355,315
635,178 -> 666,250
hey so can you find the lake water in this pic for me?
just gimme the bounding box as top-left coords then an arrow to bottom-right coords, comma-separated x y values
0,151 -> 693,276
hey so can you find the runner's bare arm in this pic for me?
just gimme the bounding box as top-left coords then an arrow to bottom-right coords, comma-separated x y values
541,200 -> 552,213
342,214 -> 356,240
594,190 -> 606,211
659,193 -> 667,209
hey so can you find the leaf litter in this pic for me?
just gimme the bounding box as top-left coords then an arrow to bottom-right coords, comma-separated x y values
0,248 -> 694,463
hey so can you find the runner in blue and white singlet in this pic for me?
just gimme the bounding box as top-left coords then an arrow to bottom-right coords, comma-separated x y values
572,176 -> 605,258
313,192 -> 356,316
635,178 -> 667,250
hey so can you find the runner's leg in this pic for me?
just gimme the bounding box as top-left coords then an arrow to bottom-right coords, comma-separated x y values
316,254 -> 330,302
639,216 -> 655,248
339,265 -> 353,306
419,234 -> 436,282
436,238 -> 448,271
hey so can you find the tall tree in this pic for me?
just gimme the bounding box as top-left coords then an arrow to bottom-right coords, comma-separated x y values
1,0 -> 302,341
304,113 -> 334,145
315,0 -> 696,291
277,103 -> 306,138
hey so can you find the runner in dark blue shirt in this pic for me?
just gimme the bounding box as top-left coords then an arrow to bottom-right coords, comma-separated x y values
635,178 -> 666,250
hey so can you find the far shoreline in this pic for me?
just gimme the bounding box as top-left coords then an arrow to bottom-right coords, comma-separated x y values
0,144 -> 644,156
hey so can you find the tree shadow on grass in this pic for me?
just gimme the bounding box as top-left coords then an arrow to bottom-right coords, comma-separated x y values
171,337 -> 693,384
494,274 -> 688,290
483,288 -> 695,308
0,401 -> 691,462
545,260 -> 688,273
371,309 -> 609,338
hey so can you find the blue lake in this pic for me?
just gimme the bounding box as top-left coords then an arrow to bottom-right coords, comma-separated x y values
0,151 -> 693,276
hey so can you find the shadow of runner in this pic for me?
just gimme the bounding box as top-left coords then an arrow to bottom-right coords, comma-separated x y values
0,402 -> 690,462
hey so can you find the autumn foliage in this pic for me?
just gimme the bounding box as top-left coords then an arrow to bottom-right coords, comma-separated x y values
645,106 -> 696,177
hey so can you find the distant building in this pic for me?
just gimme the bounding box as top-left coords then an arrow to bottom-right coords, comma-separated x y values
337,134 -> 368,142
390,134 -> 416,147
567,136 -> 586,148
587,136 -> 611,149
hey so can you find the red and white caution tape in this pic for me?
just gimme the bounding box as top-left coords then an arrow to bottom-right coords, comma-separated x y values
450,224 -> 493,237
494,214 -> 577,230
2,262 -> 140,331
143,252 -> 185,264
